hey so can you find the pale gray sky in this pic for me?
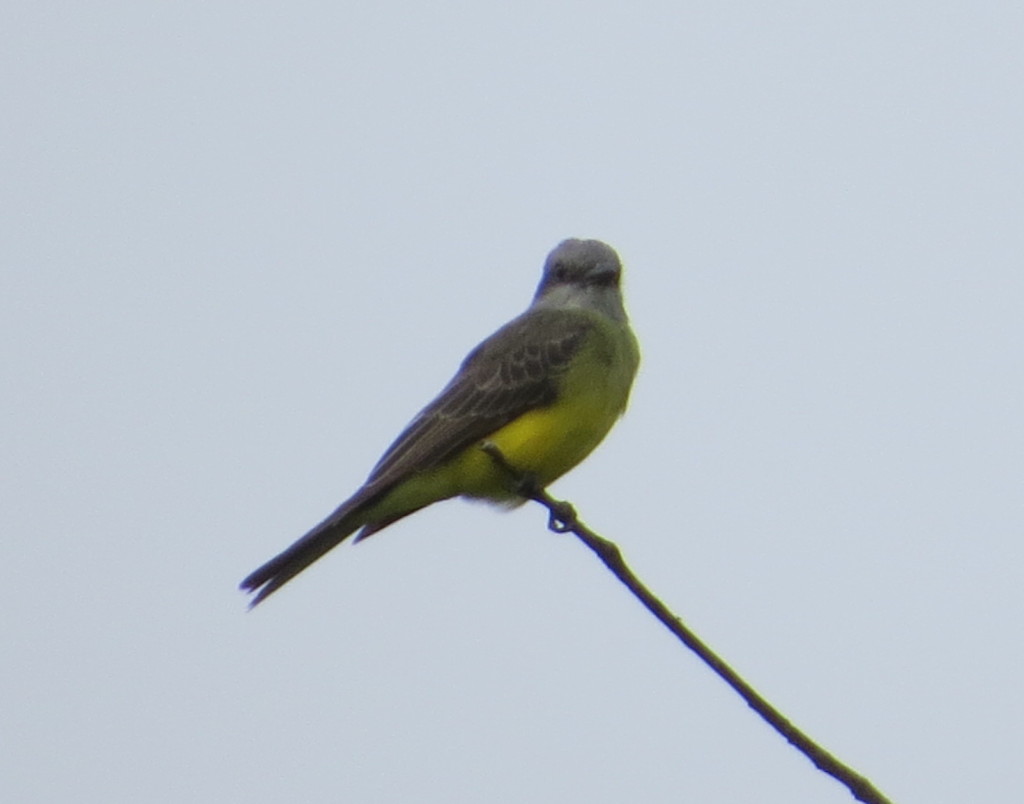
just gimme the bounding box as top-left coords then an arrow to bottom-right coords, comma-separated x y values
3,2 -> 1022,802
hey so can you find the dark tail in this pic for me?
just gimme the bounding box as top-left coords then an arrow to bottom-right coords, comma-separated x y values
240,506 -> 363,607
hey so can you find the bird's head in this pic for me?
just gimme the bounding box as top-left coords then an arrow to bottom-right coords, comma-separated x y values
532,239 -> 628,321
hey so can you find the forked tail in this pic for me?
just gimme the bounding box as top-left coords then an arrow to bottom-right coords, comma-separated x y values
240,508 -> 362,607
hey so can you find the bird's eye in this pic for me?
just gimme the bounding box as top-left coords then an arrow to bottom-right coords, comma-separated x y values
551,262 -> 568,281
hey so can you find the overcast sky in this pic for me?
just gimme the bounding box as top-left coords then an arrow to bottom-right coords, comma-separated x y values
4,2 -> 1022,802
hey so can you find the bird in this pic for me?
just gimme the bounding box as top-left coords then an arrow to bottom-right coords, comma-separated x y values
241,238 -> 640,606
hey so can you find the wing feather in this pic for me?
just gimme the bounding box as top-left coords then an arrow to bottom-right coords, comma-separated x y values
361,308 -> 591,495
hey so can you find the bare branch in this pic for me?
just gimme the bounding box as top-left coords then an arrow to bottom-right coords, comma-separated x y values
480,442 -> 894,804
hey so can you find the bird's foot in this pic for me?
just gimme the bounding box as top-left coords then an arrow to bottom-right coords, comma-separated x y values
479,441 -> 578,533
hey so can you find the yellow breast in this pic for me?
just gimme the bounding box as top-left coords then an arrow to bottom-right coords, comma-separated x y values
451,320 -> 639,499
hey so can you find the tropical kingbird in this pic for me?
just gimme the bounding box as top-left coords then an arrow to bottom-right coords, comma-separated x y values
241,238 -> 639,605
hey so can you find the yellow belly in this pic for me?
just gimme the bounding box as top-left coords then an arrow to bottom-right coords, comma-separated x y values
449,330 -> 636,500
363,318 -> 639,517
476,389 -> 620,487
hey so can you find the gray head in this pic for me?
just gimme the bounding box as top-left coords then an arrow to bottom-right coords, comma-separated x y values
535,239 -> 622,297
531,239 -> 628,319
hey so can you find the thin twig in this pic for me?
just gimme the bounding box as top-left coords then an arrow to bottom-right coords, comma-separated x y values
480,443 -> 894,804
